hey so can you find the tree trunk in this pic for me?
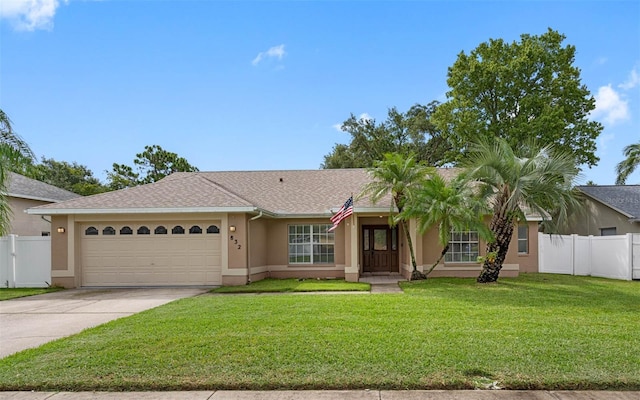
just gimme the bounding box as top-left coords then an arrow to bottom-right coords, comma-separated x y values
477,207 -> 515,283
400,219 -> 425,280
425,244 -> 450,277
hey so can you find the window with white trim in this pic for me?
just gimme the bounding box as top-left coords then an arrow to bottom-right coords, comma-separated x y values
288,224 -> 335,264
518,224 -> 529,254
445,230 -> 479,263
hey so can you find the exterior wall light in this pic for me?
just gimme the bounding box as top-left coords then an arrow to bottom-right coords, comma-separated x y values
229,225 -> 236,232
57,227 -> 66,234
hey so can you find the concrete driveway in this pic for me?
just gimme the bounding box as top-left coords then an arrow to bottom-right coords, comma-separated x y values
0,288 -> 208,358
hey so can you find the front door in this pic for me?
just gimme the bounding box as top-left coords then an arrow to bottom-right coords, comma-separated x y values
362,225 -> 399,273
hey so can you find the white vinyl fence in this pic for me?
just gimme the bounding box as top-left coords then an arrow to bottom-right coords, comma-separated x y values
0,235 -> 51,288
538,232 -> 640,281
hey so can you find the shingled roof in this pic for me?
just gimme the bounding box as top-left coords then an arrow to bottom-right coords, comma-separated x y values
29,168 -> 460,216
578,185 -> 640,221
7,172 -> 81,203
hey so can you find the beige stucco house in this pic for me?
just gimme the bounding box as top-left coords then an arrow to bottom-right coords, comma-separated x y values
7,172 -> 80,236
27,169 -> 540,288
565,185 -> 640,236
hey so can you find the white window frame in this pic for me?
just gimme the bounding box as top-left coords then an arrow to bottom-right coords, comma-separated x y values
518,224 -> 529,254
288,224 -> 335,264
445,230 -> 479,263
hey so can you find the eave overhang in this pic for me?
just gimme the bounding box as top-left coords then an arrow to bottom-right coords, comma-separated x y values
26,206 -> 264,216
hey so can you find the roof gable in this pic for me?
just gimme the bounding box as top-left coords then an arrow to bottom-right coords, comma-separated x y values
7,172 -> 81,203
578,185 -> 640,220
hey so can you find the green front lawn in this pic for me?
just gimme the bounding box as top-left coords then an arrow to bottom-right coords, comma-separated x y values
0,274 -> 638,391
212,278 -> 370,293
0,287 -> 62,301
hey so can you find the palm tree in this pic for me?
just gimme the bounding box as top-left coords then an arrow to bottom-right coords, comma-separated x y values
400,173 -> 493,276
359,153 -> 433,280
462,137 -> 581,283
615,142 -> 640,185
0,110 -> 35,160
0,109 -> 35,235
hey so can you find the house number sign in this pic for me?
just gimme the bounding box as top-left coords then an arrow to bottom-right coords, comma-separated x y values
230,235 -> 241,250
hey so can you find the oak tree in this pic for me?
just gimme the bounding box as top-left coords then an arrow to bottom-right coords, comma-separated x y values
323,102 -> 448,168
432,29 -> 602,167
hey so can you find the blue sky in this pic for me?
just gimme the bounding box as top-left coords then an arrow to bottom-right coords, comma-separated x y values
1,0 -> 639,185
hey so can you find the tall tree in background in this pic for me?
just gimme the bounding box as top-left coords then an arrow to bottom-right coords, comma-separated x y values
0,109 -> 35,235
462,137 -> 581,283
615,142 -> 640,185
107,145 -> 198,190
359,153 -> 433,280
432,29 -> 602,167
323,102 -> 449,168
29,158 -> 107,196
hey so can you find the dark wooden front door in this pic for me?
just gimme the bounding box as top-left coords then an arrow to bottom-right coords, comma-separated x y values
362,225 -> 399,273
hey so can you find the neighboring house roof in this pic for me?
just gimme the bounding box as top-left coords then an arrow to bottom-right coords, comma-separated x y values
578,185 -> 640,221
29,168 -> 461,216
6,172 -> 81,203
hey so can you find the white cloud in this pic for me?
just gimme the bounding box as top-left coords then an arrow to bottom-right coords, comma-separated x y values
598,132 -> 615,152
0,0 -> 68,31
619,67 -> 639,90
591,84 -> 629,126
252,44 -> 286,66
332,123 -> 343,132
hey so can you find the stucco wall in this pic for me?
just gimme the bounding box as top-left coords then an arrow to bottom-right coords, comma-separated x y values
249,217 -> 267,268
265,218 -> 346,268
419,219 -> 538,276
261,218 -> 346,280
9,197 -> 52,236
51,215 -> 68,272
565,197 -> 640,236
515,222 -> 539,273
227,213 -> 247,270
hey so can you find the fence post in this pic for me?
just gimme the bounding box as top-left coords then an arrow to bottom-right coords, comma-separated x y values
537,232 -> 544,272
590,235 -> 594,276
627,233 -> 633,281
10,234 -> 17,288
571,234 -> 577,276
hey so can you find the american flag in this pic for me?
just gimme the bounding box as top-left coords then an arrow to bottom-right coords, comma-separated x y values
328,196 -> 353,232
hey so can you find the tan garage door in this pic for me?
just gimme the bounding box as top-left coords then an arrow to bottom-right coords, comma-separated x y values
80,221 -> 222,287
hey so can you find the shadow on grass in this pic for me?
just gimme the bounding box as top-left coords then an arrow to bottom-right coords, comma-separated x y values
400,273 -> 640,311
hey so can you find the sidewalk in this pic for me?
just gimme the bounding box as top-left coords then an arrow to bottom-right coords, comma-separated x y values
2,391 -> 640,399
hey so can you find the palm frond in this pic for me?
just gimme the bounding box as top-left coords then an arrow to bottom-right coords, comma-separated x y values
0,109 -> 35,161
463,137 -> 580,233
615,142 -> 640,185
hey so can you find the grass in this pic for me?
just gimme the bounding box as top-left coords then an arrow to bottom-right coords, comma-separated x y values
0,273 -> 638,391
0,287 -> 62,301
212,278 -> 370,293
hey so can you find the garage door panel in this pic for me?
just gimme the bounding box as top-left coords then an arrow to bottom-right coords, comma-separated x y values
171,256 -> 188,267
81,221 -> 222,286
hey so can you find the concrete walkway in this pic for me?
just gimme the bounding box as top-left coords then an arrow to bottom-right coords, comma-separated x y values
361,275 -> 405,293
2,390 -> 639,399
0,288 -> 208,358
